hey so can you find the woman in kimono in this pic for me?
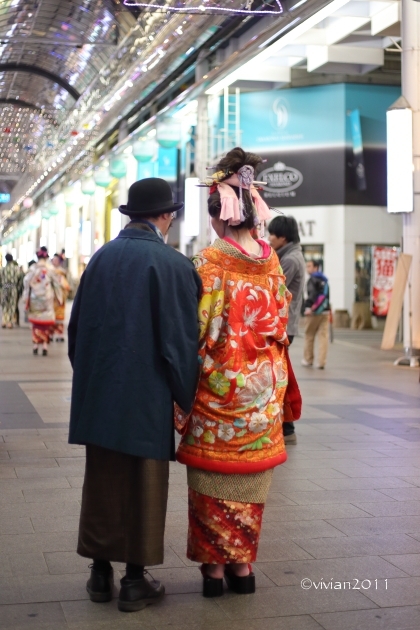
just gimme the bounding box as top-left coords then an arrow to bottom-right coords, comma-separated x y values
23,248 -> 62,355
51,253 -> 70,342
176,147 -> 299,597
0,253 -> 23,328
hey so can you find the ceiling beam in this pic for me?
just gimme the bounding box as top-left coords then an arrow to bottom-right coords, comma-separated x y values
0,64 -> 80,101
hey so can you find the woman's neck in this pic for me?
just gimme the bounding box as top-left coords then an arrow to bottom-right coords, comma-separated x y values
223,227 -> 261,256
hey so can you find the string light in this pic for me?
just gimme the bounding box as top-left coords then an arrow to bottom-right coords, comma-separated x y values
123,0 -> 283,15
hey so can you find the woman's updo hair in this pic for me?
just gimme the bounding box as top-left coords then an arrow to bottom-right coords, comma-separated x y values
208,147 -> 263,230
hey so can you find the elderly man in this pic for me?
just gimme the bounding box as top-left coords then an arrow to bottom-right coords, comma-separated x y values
68,178 -> 201,613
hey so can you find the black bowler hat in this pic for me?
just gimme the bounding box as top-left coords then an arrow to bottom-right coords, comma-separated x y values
119,177 -> 183,216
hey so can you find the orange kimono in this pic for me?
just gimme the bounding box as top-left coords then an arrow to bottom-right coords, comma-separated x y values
176,238 -> 292,565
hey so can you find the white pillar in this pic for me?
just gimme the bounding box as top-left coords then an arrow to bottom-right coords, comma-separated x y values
195,94 -> 210,252
402,0 -> 420,349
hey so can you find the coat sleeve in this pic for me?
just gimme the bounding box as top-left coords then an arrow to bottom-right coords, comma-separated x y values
156,263 -> 202,413
68,272 -> 85,368
280,254 -> 297,291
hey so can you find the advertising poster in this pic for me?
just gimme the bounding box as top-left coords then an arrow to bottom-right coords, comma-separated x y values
371,246 -> 399,316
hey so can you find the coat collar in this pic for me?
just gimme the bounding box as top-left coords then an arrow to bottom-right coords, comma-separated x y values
117,228 -> 164,243
276,241 -> 302,257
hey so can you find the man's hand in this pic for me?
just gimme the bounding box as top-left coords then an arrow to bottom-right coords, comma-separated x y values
304,308 -> 312,316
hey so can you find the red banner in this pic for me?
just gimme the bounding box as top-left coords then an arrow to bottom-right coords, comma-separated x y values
371,246 -> 398,316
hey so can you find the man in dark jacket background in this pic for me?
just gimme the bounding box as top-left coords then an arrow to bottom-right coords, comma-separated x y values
268,215 -> 305,445
68,178 -> 201,613
302,260 -> 330,369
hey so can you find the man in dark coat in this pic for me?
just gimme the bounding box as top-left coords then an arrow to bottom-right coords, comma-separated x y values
68,178 -> 201,613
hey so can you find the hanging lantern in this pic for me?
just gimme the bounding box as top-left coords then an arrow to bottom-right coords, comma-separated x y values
109,157 -> 127,179
94,167 -> 112,188
81,177 -> 96,195
133,139 -> 155,163
49,204 -> 59,216
156,119 -> 181,149
23,197 -> 33,209
41,206 -> 51,219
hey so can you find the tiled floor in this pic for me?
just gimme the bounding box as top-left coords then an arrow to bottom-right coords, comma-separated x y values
1,320 -> 420,629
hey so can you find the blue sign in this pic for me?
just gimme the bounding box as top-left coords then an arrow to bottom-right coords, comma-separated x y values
0,193 -> 11,203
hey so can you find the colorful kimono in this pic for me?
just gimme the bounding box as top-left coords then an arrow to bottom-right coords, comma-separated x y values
0,262 -> 23,327
52,267 -> 70,337
23,262 -> 63,344
176,238 -> 291,564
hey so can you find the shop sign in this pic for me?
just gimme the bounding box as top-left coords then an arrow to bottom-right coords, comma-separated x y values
371,246 -> 398,316
258,162 -> 303,199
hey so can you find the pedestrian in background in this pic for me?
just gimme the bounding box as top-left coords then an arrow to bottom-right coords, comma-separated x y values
0,253 -> 23,329
23,248 -> 62,356
268,215 -> 306,444
51,253 -> 70,342
68,178 -> 201,613
302,260 -> 330,369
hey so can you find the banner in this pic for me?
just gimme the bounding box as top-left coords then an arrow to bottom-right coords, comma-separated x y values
371,246 -> 399,316
348,109 -> 367,191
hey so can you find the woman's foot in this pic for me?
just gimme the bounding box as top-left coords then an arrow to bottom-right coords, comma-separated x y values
42,348 -> 48,356
33,347 -> 38,355
200,565 -> 224,598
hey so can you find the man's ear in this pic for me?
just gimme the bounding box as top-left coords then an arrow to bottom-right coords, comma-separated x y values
161,212 -> 172,221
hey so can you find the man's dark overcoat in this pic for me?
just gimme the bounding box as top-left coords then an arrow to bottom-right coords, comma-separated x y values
68,227 -> 201,461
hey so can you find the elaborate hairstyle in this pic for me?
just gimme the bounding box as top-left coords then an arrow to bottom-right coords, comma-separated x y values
36,247 -> 49,259
206,147 -> 270,228
268,215 -> 300,244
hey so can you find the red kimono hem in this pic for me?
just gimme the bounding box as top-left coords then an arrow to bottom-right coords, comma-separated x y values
176,450 -> 287,473
28,318 -> 55,326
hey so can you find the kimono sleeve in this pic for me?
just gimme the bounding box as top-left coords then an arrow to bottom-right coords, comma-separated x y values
156,263 -> 201,414
271,265 -> 292,345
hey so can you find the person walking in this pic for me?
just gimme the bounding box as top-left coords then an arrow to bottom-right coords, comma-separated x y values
175,148 -> 298,598
268,215 -> 305,444
0,253 -> 23,328
23,248 -> 62,355
302,260 -> 330,369
51,253 -> 70,342
68,178 -> 201,613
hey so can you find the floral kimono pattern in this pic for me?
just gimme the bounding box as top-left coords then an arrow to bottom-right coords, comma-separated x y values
177,239 -> 291,474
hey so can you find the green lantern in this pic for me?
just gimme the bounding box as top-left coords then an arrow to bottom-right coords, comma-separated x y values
109,158 -> 127,179
94,167 -> 112,188
81,177 -> 96,196
156,119 -> 181,149
133,139 -> 155,162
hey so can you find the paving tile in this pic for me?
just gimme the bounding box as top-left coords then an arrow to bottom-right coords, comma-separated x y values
0,516 -> 34,535
0,552 -> 12,577
0,500 -> 81,519
9,552 -> 49,576
0,576 -> 23,604
0,531 -> 78,555
382,554 -> 420,577
263,503 -> 372,522
18,572 -> 90,603
0,465 -> 17,479
0,602 -> 67,629
278,489 -> 396,505
326,516 -> 420,536
313,605 -> 420,630
67,476 -> 84,488
0,488 -> 24,504
353,501 -> 420,517
270,479 -> 338,492
22,488 -> 82,503
378,487 -> 420,501
313,477 -> 415,490
260,520 -> 346,540
0,477 -> 71,490
215,584 -> 374,619
250,539 -> 314,562
153,617 -> 324,630
293,534 -> 420,559
31,515 -> 79,533
359,576 -> 420,607
256,555 -> 408,587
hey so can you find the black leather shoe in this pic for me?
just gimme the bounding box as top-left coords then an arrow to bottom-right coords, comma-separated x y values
118,572 -> 165,613
224,565 -> 256,594
86,566 -> 114,603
